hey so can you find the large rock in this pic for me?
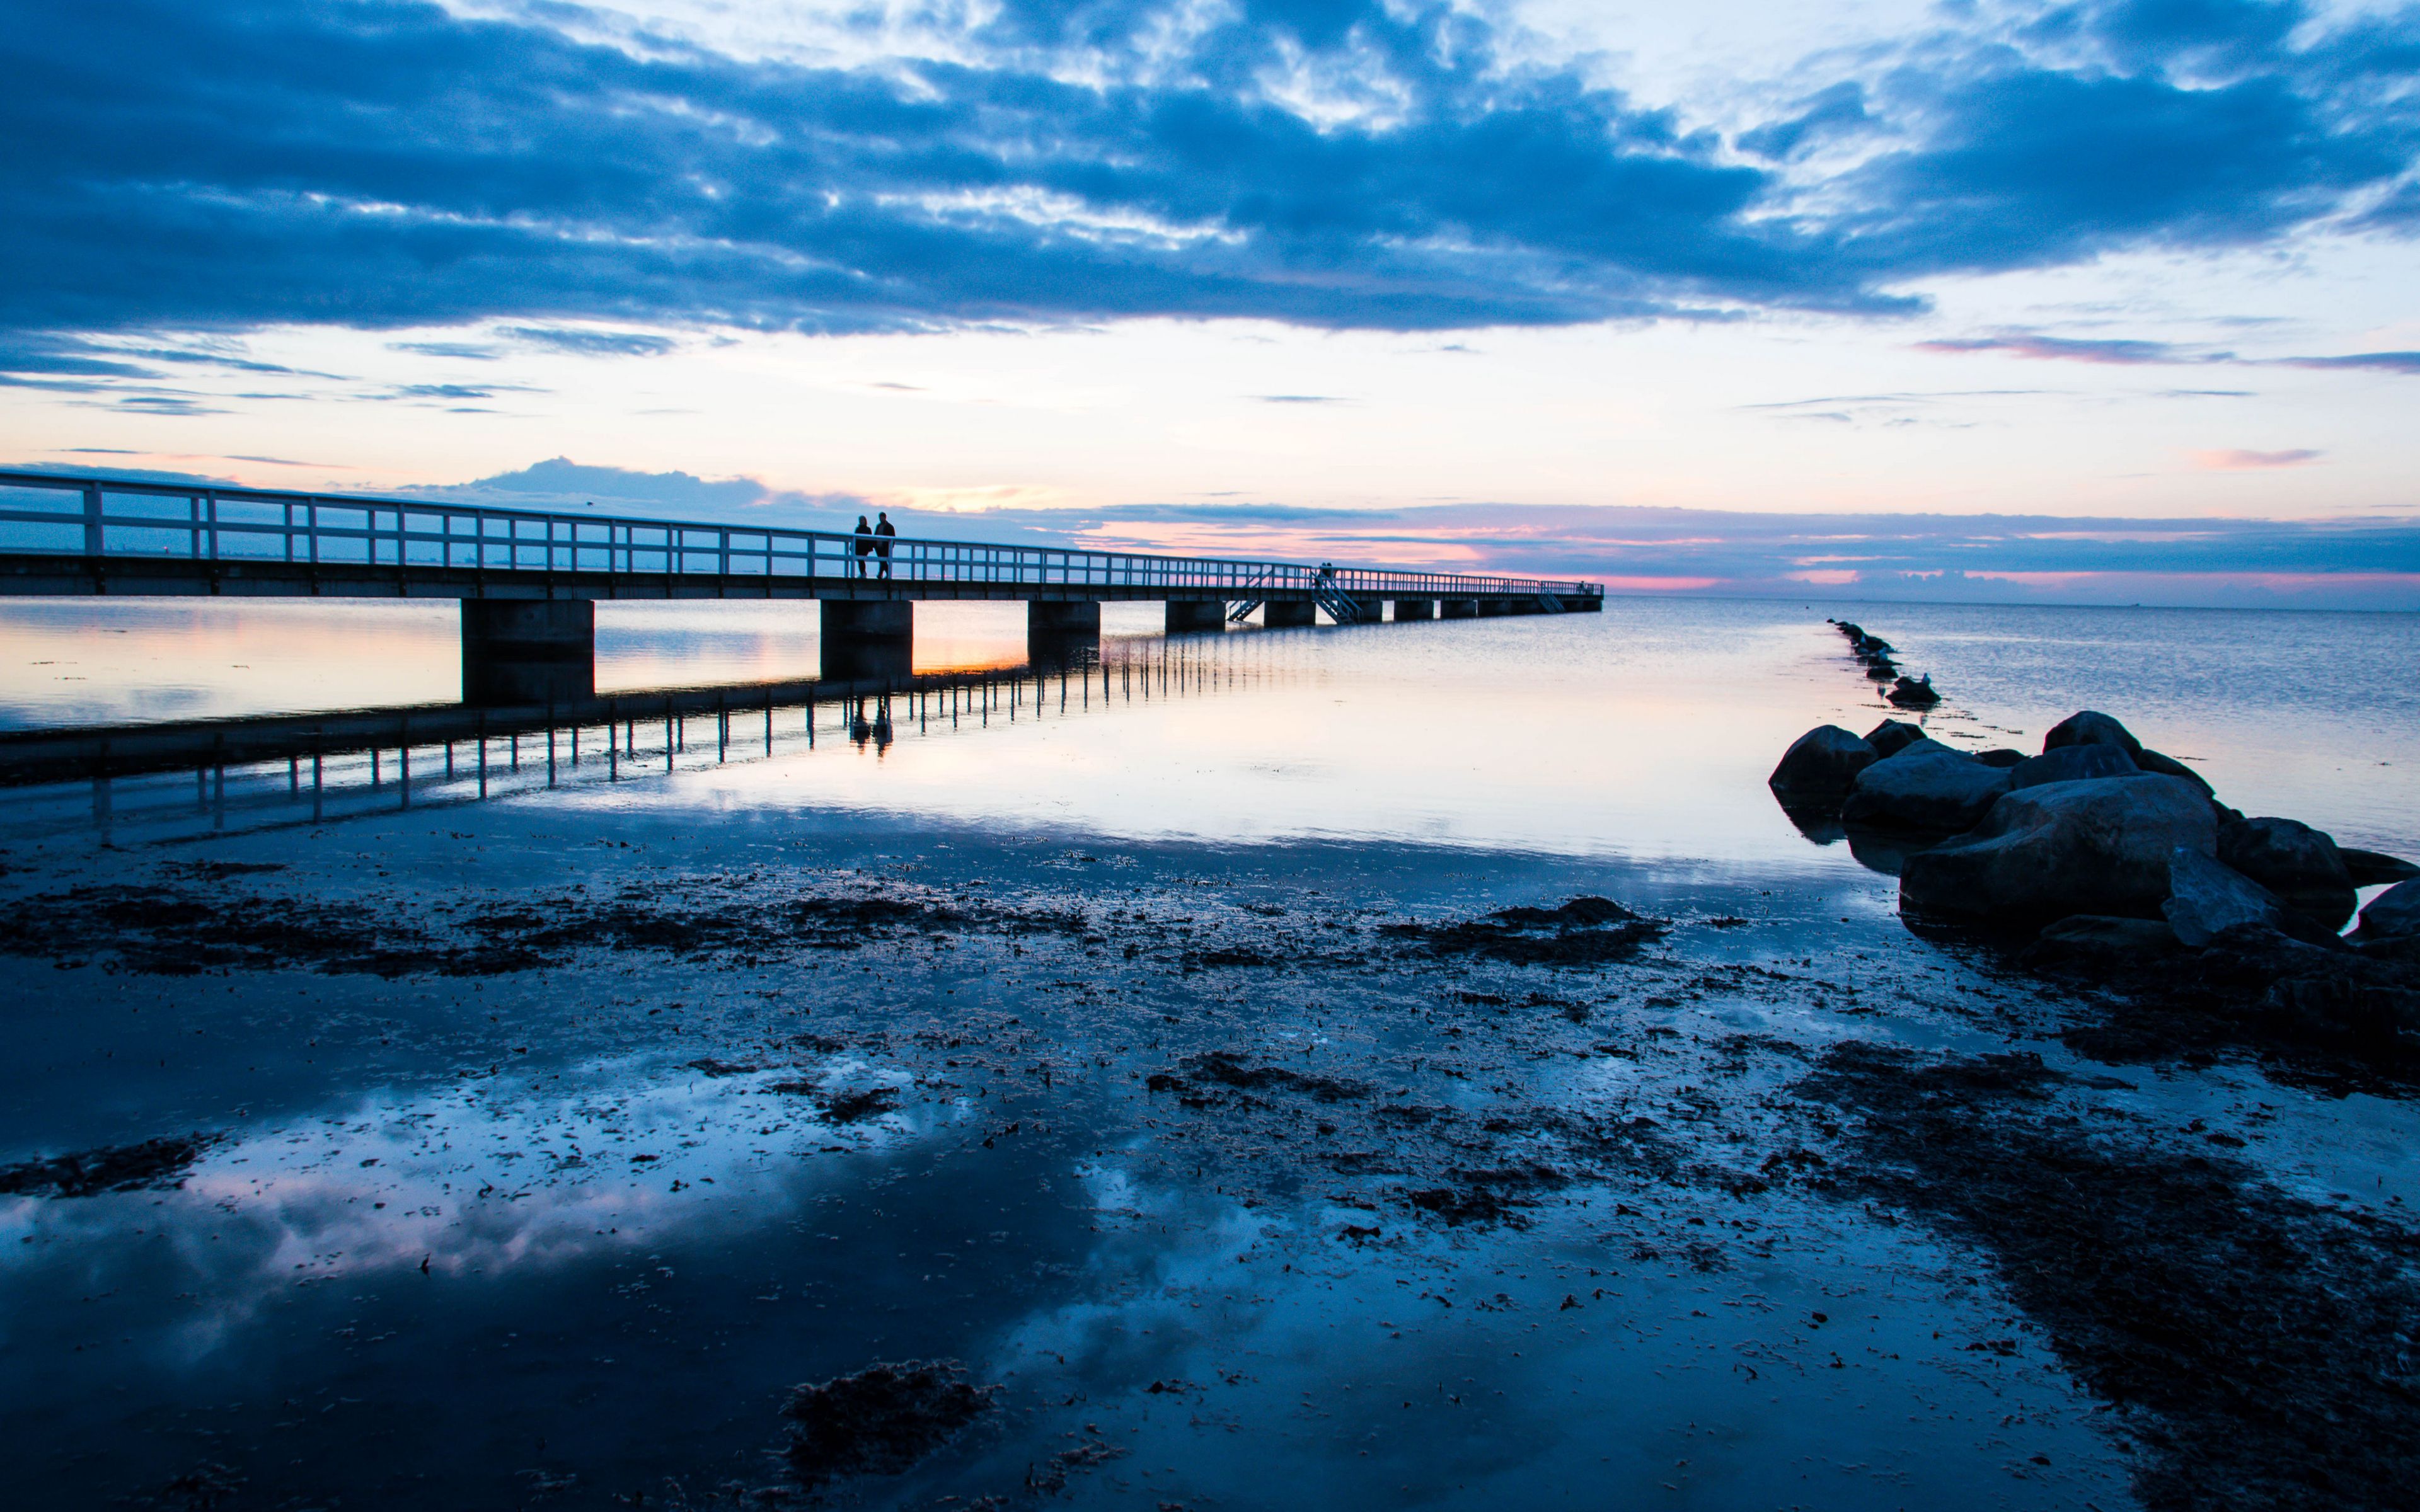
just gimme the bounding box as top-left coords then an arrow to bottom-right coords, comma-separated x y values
1842,741 -> 2012,832
2217,816 -> 2356,930
1769,726 -> 1879,804
2018,914 -> 2182,974
2043,710 -> 2143,759
2164,849 -> 2291,948
2009,743 -> 2138,790
1899,775 -> 2216,927
2342,848 -> 2420,886
2356,879 -> 2420,942
2131,747 -> 2214,796
1864,721 -> 1925,757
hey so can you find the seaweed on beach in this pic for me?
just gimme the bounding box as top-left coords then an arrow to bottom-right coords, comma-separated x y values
1405,1161 -> 1572,1228
2024,923 -> 2420,1094
1382,896 -> 1668,967
778,1360 -> 995,1488
0,1133 -> 219,1198
1147,1050 -> 1371,1106
1798,1041 -> 2420,1512
0,884 -> 546,977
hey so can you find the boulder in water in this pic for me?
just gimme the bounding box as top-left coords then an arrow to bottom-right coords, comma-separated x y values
2129,747 -> 2213,796
2043,710 -> 2143,759
1769,725 -> 1879,804
1976,748 -> 2027,769
1887,675 -> 1940,707
2341,848 -> 2420,886
1898,774 -> 2215,927
2009,743 -> 2139,790
1864,720 -> 1927,759
1841,740 -> 2012,832
2355,879 -> 2420,942
2216,816 -> 2357,931
2164,849 -> 2295,948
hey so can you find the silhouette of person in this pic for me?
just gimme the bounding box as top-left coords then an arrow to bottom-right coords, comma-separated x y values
874,511 -> 896,580
852,515 -> 873,578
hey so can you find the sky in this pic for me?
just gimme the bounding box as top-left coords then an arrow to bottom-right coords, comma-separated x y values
2,0 -> 2416,606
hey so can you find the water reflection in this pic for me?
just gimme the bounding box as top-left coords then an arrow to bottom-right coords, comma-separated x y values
0,1046 -> 935,1361
0,632 -> 1281,846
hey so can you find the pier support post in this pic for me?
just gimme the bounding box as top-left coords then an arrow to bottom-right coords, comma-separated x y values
1027,599 -> 1101,669
1439,598 -> 1480,619
821,598 -> 913,682
1028,600 -> 1101,635
1262,599 -> 1317,627
1165,598 -> 1227,633
1392,598 -> 1435,621
461,599 -> 594,706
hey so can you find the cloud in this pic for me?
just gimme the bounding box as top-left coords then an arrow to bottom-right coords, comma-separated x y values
2193,447 -> 2323,469
1737,82 -> 1874,161
1920,331 -> 2420,376
388,340 -> 503,360
2279,351 -> 2420,375
0,0 -> 2411,347
389,382 -> 528,401
500,326 -> 677,358
1917,335 -> 2208,365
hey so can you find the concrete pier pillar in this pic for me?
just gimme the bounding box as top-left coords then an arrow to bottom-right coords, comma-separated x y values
1027,598 -> 1101,670
821,598 -> 913,682
1165,598 -> 1227,633
1262,599 -> 1317,627
1028,600 -> 1101,635
1439,598 -> 1480,619
1392,598 -> 1435,621
461,598 -> 594,706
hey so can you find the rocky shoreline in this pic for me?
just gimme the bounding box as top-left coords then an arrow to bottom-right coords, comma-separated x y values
1774,697 -> 2420,1061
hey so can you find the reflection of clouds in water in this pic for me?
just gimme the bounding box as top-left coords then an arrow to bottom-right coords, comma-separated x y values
993,1158 -> 1277,1371
0,1051 -> 936,1362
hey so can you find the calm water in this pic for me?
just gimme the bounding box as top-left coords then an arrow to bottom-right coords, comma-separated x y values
1,596 -> 2414,858
2,596 -> 2415,1510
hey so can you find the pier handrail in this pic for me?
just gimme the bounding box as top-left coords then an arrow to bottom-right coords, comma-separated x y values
0,469 -> 1599,599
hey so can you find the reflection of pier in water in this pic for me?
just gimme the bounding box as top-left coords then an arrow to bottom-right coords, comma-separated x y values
0,633 -> 1277,844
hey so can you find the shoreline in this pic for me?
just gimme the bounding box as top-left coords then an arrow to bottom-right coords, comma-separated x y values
3,799 -> 2414,1508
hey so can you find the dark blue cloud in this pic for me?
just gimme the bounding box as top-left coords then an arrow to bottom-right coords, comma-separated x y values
1918,334 -> 2206,364
502,327 -> 678,358
1737,83 -> 1874,160
0,0 -> 2411,356
1916,331 -> 2420,374
2282,350 -> 2420,374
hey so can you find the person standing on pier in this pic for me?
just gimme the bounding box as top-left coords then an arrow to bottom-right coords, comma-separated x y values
853,515 -> 873,578
875,512 -> 897,580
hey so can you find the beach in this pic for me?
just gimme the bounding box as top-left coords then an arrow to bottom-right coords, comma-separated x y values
2,598 -> 2416,1509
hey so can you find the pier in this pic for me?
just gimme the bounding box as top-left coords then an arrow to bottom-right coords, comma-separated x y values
0,470 -> 1602,704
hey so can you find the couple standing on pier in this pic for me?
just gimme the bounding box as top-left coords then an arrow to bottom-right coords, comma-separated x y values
852,512 -> 896,578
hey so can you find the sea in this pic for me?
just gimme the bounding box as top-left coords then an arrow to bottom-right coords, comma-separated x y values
0,595 -> 2412,1509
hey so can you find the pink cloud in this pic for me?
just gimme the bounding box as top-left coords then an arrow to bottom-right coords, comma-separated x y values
1596,575 -> 1721,592
2189,448 -> 2324,471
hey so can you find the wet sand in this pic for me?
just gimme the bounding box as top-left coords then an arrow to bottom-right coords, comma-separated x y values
5,791 -> 2416,1509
